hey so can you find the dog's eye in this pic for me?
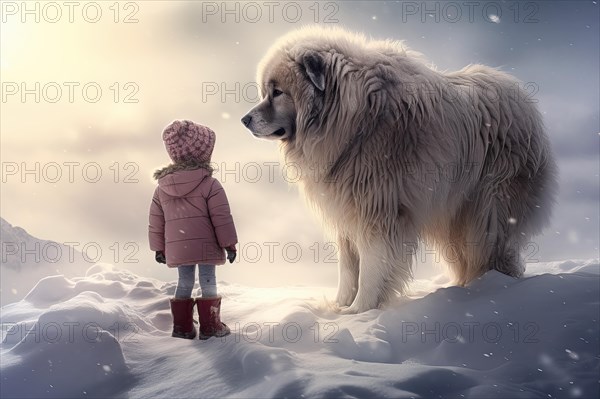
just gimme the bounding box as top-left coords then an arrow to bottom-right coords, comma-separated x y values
273,89 -> 283,97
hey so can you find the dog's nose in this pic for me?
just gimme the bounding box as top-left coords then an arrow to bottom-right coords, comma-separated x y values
241,114 -> 252,127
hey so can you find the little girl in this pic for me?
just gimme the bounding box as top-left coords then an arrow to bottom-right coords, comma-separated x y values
148,120 -> 238,340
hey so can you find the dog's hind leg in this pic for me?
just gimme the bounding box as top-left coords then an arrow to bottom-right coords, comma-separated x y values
335,236 -> 360,307
452,193 -> 499,286
454,182 -> 524,285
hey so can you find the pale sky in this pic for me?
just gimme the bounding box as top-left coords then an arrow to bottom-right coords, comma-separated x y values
1,1 -> 598,287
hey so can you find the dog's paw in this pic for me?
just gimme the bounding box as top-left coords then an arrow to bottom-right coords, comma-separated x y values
335,288 -> 358,308
335,296 -> 354,308
337,298 -> 380,314
338,304 -> 362,314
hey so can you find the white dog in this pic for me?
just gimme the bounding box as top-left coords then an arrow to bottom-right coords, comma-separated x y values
242,26 -> 557,313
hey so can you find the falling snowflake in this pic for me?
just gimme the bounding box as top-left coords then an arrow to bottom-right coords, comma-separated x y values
565,349 -> 579,360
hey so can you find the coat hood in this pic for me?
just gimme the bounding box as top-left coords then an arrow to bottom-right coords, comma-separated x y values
155,165 -> 212,197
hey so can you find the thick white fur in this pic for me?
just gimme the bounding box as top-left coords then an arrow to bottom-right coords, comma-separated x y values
256,26 -> 557,313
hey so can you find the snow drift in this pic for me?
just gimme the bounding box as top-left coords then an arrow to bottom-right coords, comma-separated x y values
1,260 -> 598,398
1,217 -> 88,305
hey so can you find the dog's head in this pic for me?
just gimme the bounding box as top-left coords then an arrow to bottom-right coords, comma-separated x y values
241,47 -> 326,142
241,26 -> 429,146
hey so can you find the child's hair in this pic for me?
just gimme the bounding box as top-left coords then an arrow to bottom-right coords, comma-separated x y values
154,158 -> 214,180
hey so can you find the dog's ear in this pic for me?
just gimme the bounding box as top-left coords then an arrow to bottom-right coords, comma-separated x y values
302,51 -> 325,91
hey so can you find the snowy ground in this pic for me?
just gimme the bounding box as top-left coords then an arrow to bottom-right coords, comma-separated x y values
1,260 -> 598,399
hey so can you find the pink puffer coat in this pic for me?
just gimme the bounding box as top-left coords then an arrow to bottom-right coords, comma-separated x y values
148,166 -> 237,267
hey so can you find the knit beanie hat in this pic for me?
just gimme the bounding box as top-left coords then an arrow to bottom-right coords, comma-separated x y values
162,120 -> 216,163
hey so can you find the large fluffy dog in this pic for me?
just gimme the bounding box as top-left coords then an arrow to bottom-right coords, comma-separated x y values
241,26 -> 557,313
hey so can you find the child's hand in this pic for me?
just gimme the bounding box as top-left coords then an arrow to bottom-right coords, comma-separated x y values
155,251 -> 166,264
226,248 -> 237,264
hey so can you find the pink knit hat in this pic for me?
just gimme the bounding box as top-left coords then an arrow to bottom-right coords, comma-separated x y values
162,120 -> 216,163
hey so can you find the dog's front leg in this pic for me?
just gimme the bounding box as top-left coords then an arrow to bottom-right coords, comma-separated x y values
335,237 -> 359,307
340,238 -> 412,314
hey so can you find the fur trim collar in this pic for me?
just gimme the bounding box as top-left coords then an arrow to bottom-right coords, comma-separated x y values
153,159 -> 214,180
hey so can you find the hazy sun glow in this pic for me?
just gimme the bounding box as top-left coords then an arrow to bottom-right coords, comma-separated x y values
1,1 -> 598,289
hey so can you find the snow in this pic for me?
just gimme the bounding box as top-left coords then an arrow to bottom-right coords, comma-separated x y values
1,260 -> 598,398
1,217 -> 87,305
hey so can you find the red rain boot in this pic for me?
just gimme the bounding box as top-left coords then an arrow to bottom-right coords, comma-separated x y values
196,296 -> 231,340
170,298 -> 197,339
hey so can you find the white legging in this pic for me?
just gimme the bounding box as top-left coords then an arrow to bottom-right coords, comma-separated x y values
174,264 -> 217,298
